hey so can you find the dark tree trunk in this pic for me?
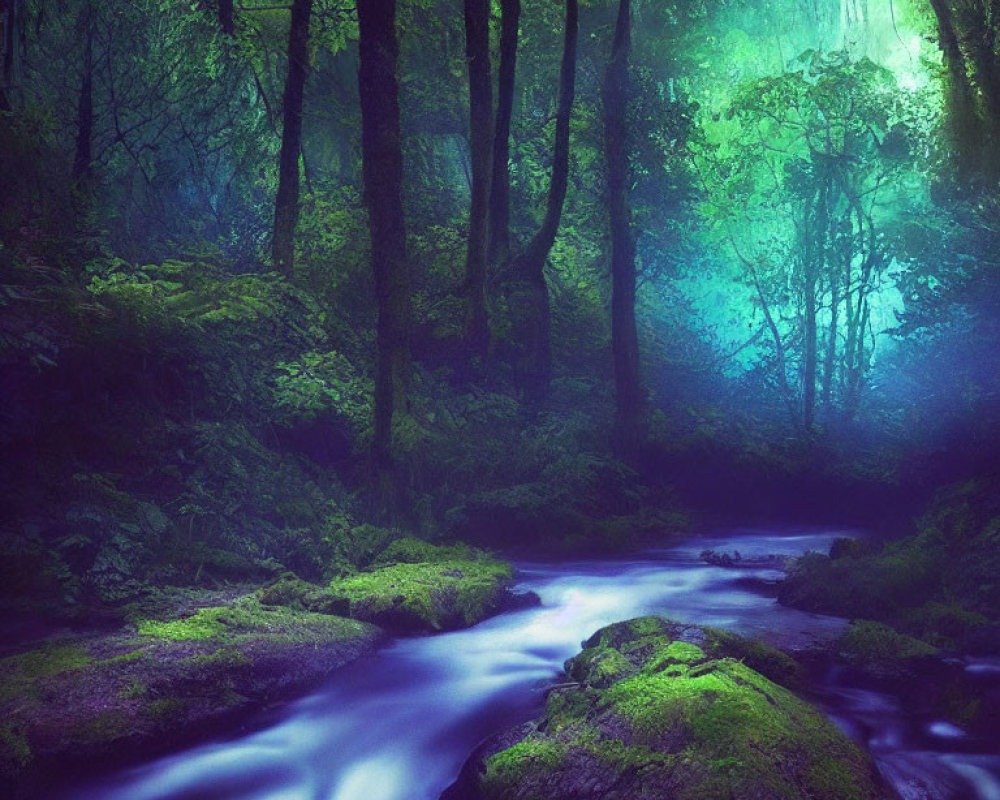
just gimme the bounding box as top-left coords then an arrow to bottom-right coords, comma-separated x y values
0,0 -> 25,111
487,0 -> 520,266
462,0 -> 493,366
822,272 -> 840,416
357,0 -> 411,487
604,0 -> 642,455
272,0 -> 313,276
72,2 -> 94,183
965,1 -> 1000,131
512,0 -> 577,406
928,0 -> 986,167
218,0 -> 235,36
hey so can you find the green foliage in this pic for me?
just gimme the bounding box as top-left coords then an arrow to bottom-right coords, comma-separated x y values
272,351 -> 372,431
372,536 -> 476,565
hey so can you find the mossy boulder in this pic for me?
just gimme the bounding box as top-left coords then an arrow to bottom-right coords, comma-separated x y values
444,616 -> 890,800
327,554 -> 515,633
0,594 -> 382,798
836,620 -> 939,679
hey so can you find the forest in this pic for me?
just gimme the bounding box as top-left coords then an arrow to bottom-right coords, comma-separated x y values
1,0 -> 1000,797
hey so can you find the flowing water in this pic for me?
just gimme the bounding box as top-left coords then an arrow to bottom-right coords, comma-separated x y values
66,530 -> 1000,800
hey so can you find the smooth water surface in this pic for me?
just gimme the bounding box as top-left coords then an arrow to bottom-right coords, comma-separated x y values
66,529 -> 1000,800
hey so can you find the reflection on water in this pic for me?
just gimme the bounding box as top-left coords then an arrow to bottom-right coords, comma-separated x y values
65,529 -> 1000,800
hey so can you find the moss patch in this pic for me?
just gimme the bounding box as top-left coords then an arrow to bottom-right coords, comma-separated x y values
373,537 -> 477,565
257,574 -> 348,615
484,735 -> 568,785
136,596 -> 368,643
0,644 -> 93,703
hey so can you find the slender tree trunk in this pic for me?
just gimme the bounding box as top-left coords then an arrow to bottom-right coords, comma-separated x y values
72,2 -> 94,184
844,299 -> 870,419
218,0 -> 235,36
822,267 -> 840,416
272,0 -> 313,276
802,261 -> 817,430
512,0 -> 577,406
487,0 -> 520,267
462,0 -> 493,367
604,0 -> 642,454
357,0 -> 411,489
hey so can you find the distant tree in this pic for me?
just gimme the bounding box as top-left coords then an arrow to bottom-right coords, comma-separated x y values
461,0 -> 492,367
509,0 -> 577,405
487,0 -> 519,267
71,0 -> 94,186
272,0 -> 313,276
357,0 -> 411,490
694,53 -> 929,428
604,0 -> 643,454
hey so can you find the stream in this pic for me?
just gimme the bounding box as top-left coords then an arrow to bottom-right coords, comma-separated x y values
66,529 -> 1000,800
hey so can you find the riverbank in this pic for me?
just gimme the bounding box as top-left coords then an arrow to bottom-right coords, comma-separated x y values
0,541 -> 519,799
10,529 -> 1000,800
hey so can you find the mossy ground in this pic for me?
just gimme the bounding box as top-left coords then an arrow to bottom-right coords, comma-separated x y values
472,617 -> 889,800
135,594 -> 367,643
0,593 -> 382,798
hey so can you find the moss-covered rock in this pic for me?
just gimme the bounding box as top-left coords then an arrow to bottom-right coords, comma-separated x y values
445,616 -> 890,800
836,620 -> 938,679
0,594 -> 383,798
779,480 -> 1000,655
326,555 -> 514,632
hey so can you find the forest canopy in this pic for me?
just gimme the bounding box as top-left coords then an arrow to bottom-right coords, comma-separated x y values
1,0 -> 999,605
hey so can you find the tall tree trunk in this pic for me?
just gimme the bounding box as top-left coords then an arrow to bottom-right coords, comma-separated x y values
604,0 -> 642,455
218,0 -> 235,36
487,0 -> 520,267
928,0 -> 984,167
357,0 -> 411,491
965,1 -> 1000,131
272,0 -> 313,277
0,0 -> 24,111
462,0 -> 493,367
72,1 -> 94,184
512,0 -> 577,406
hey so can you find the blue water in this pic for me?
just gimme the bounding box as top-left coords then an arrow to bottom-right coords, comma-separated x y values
65,529 -> 1000,800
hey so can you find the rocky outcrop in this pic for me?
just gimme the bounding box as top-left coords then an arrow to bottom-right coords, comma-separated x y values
259,541 -> 526,634
325,547 -> 518,633
444,616 -> 892,800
